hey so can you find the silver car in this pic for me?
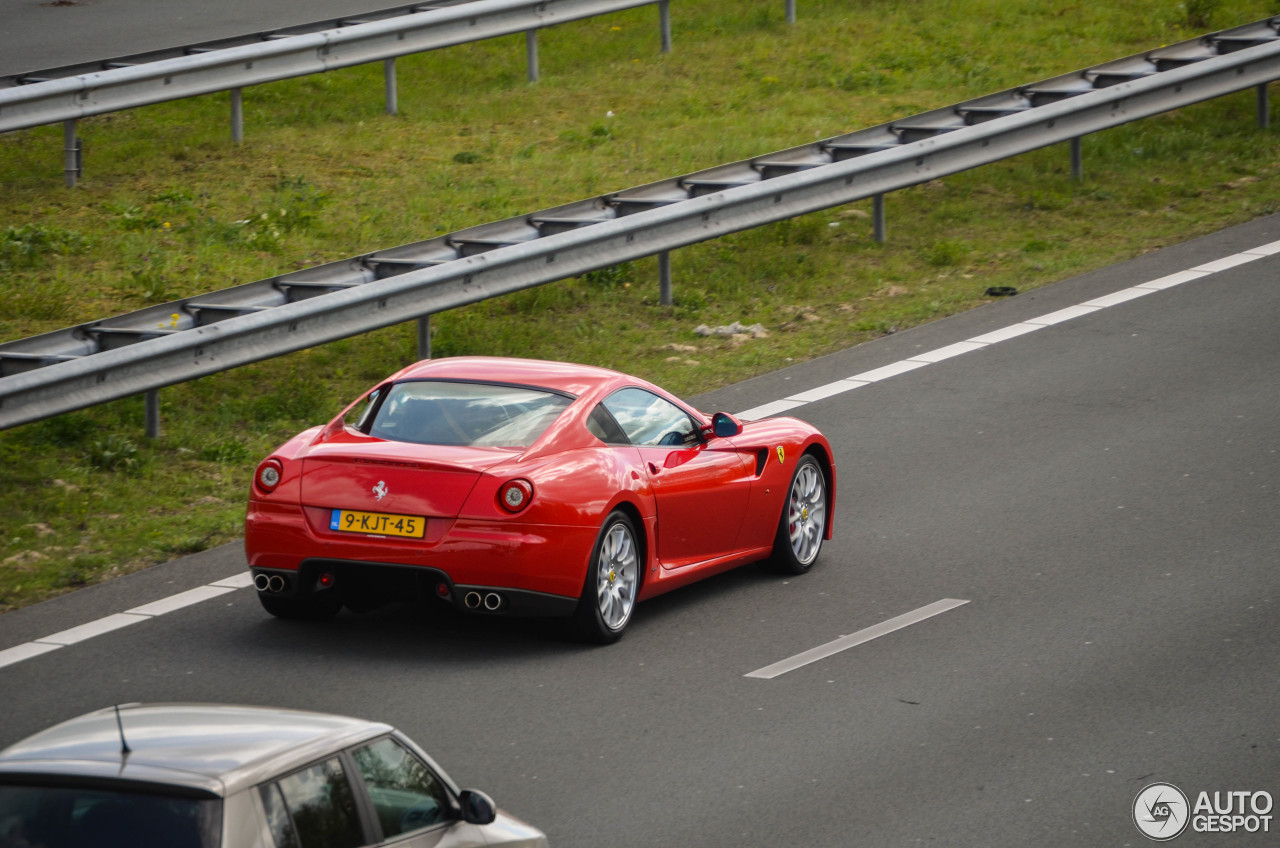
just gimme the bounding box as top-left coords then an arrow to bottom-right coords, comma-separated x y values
0,703 -> 548,848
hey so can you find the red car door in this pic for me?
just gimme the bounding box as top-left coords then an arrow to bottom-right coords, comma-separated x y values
600,388 -> 753,569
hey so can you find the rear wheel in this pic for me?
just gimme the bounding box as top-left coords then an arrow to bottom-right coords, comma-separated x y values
573,511 -> 640,644
766,454 -> 827,574
258,591 -> 343,621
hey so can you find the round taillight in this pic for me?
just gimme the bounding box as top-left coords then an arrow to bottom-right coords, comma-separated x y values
257,459 -> 283,492
498,479 -> 533,513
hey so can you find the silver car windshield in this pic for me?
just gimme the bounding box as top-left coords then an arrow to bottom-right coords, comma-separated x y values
366,381 -> 572,448
0,784 -> 221,848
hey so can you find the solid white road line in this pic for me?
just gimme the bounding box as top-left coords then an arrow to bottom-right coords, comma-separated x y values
734,239 -> 1273,422
35,613 -> 151,646
744,599 -> 971,679
2,238 -> 1278,674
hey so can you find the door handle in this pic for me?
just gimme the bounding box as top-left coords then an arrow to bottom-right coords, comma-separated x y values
648,462 -> 660,474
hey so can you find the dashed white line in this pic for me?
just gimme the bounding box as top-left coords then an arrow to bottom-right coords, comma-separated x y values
0,238 -> 1275,673
745,599 -> 971,679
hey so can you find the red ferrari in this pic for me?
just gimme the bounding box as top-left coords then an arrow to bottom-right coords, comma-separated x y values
245,357 -> 835,642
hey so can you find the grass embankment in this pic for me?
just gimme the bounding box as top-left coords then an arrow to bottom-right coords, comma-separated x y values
2,0 -> 1279,611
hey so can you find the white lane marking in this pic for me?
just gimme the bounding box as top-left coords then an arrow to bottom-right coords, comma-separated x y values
735,242 -> 1274,422
786,379 -> 869,403
1192,253 -> 1263,273
908,341 -> 987,363
1083,287 -> 1154,308
0,642 -> 61,670
967,322 -> 1043,345
211,573 -> 255,589
851,359 -> 930,382
1138,269 -> 1208,290
128,585 -> 237,616
736,398 -> 809,420
35,613 -> 151,646
1243,239 -> 1280,255
1,572 -> 252,671
1026,304 -> 1102,326
745,599 -> 970,679
0,240 -> 1274,674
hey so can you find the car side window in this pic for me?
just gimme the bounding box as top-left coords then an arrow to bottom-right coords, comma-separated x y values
351,737 -> 453,838
262,758 -> 364,848
345,386 -> 385,432
586,404 -> 630,444
602,388 -> 699,447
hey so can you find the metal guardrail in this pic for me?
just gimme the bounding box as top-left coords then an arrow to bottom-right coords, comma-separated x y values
0,0 -> 677,184
2,18 -> 1279,431
0,1 -> 474,89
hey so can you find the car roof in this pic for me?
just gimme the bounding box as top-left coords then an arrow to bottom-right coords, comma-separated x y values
0,703 -> 391,797
388,356 -> 630,397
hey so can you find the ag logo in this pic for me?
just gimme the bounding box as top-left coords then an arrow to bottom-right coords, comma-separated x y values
1134,782 -> 1190,841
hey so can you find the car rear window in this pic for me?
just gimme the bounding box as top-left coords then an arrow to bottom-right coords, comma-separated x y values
364,381 -> 572,448
0,783 -> 221,848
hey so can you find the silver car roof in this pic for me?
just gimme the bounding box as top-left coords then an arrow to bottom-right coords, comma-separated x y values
0,703 -> 393,797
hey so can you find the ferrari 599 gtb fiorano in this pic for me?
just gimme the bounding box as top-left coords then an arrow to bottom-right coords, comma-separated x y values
245,357 -> 835,642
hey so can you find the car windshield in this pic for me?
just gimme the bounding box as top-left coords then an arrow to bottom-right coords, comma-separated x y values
0,783 -> 221,848
364,381 -> 573,448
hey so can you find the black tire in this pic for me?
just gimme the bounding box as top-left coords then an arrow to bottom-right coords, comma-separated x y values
572,511 -> 641,644
258,590 -> 343,621
765,454 -> 828,575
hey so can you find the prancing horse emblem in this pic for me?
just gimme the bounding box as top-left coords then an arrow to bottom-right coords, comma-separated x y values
372,480 -> 388,501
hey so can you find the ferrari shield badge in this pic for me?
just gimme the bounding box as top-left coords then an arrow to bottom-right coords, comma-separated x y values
775,446 -> 785,465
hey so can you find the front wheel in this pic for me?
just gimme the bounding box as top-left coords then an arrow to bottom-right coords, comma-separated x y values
572,511 -> 641,644
258,590 -> 343,621
766,454 -> 828,574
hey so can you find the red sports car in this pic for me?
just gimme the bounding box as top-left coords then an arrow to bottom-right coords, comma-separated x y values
245,357 -> 835,642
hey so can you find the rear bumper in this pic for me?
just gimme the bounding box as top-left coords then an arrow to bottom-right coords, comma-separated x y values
246,500 -> 594,602
250,561 -> 579,617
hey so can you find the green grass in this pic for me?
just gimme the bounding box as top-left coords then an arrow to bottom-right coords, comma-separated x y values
2,0 -> 1280,611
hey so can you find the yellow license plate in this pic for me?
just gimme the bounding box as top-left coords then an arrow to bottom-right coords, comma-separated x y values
329,509 -> 426,539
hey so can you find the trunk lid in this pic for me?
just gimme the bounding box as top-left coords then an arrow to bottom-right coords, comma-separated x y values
301,440 -> 516,518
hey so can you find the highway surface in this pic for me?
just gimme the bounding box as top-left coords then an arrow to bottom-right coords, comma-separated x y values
2,213 -> 1277,846
2,0 -> 474,76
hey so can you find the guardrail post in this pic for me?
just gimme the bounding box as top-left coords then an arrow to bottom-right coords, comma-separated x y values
1070,137 -> 1083,181
873,194 -> 885,244
785,0 -> 796,24
145,389 -> 161,438
659,0 -> 671,53
658,251 -> 673,305
417,315 -> 432,359
526,30 -> 539,82
231,88 -> 244,144
1257,82 -> 1270,129
62,120 -> 81,188
385,58 -> 399,116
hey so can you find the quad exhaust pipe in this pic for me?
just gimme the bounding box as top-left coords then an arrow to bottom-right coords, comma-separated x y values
463,591 -> 504,612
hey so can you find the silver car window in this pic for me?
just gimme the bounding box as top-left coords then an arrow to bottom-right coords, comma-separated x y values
352,737 -> 452,838
271,758 -> 363,848
0,784 -> 220,848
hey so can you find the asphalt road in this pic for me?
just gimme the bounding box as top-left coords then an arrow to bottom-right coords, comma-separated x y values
1,0 -> 426,75
1,213 -> 1277,846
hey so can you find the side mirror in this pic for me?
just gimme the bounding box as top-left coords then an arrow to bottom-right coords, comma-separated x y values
711,412 -> 742,438
458,789 -> 497,825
